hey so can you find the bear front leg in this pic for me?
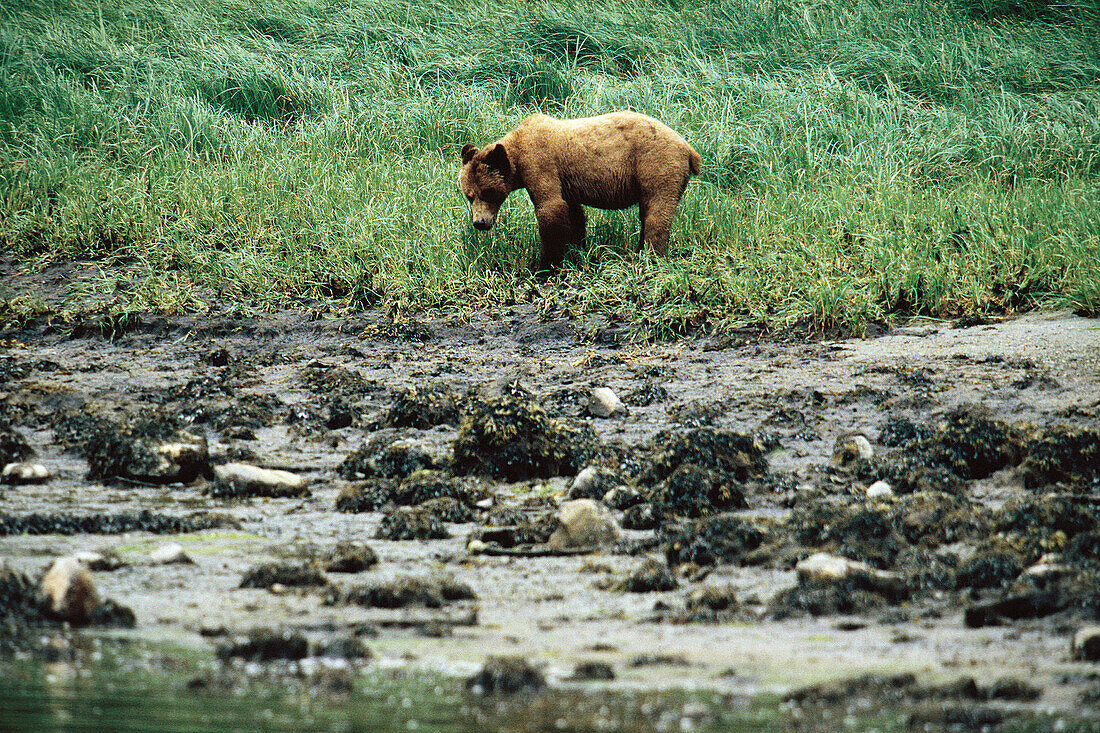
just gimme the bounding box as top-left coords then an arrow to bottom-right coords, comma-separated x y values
534,200 -> 573,274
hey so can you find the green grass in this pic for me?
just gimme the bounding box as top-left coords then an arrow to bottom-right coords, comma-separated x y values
2,0 -> 1099,335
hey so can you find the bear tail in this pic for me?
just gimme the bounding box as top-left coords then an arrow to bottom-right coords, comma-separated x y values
688,149 -> 702,176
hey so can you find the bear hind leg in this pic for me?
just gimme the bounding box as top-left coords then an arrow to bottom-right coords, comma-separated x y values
639,197 -> 679,257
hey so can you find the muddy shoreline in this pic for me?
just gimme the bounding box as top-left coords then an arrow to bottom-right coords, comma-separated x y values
3,270 -> 1100,727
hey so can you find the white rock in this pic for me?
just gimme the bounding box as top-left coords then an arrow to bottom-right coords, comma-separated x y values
71,550 -> 124,571
475,498 -> 494,510
1073,625 -> 1100,661
569,465 -> 622,500
830,434 -> 874,468
795,552 -> 905,598
588,387 -> 628,418
866,480 -> 895,500
39,557 -> 99,624
548,499 -> 622,550
149,543 -> 193,565
212,463 -> 308,497
1,462 -> 50,485
467,539 -> 489,555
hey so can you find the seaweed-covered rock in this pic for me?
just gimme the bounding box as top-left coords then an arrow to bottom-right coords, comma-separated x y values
452,395 -> 601,481
662,514 -> 767,567
955,549 -> 1025,590
568,466 -> 624,501
1022,425 -> 1100,489
640,428 -> 767,485
0,422 -> 34,466
323,542 -> 378,573
922,406 -> 1025,480
893,547 -> 958,593
466,656 -> 546,695
995,494 -> 1099,559
895,491 -> 991,546
651,464 -> 747,519
789,503 -> 904,568
84,415 -> 209,484
216,629 -> 309,662
1,462 -> 50,485
376,506 -> 449,540
332,576 -> 475,608
338,438 -> 436,480
622,503 -> 658,530
336,470 -> 484,513
38,557 -> 99,624
386,385 -> 462,428
474,511 -> 558,548
239,562 -> 329,589
878,416 -> 934,448
614,559 -> 678,592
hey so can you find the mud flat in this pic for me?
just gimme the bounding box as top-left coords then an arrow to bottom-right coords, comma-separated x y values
2,273 -> 1100,727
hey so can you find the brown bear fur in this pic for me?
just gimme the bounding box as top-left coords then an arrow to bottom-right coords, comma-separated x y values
458,111 -> 701,272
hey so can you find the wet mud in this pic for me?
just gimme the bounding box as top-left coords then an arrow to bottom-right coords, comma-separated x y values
2,265 -> 1100,724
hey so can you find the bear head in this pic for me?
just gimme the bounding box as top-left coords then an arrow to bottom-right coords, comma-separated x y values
458,142 -> 513,231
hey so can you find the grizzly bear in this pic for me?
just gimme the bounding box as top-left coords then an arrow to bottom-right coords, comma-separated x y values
459,111 -> 701,272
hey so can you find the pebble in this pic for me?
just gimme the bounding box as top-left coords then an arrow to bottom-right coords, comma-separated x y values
149,543 -> 193,565
1,462 -> 51,485
588,387 -> 628,418
39,556 -> 99,624
71,550 -> 124,571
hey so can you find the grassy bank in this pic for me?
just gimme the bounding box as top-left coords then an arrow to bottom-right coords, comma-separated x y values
2,0 -> 1099,335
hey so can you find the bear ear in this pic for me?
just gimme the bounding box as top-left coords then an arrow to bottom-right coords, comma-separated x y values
484,143 -> 510,177
461,144 -> 479,164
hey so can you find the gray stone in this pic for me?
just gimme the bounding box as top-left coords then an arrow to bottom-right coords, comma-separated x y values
149,543 -> 193,565
211,463 -> 309,498
866,480 -> 895,501
830,434 -> 874,468
548,499 -> 622,550
1073,626 -> 1100,661
588,387 -> 628,418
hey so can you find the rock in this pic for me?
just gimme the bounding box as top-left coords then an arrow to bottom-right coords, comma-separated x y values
964,592 -> 1065,627
661,514 -> 767,567
568,466 -> 623,500
240,562 -> 328,589
375,506 -> 449,540
1073,626 -> 1100,661
548,499 -> 622,550
466,656 -> 546,695
323,542 -> 378,573
85,418 -> 209,484
796,552 -> 907,600
831,434 -> 874,468
603,484 -> 643,510
866,480 -> 894,500
148,543 -> 193,565
0,423 -> 35,466
386,385 -> 462,429
216,629 -> 309,662
1,462 -> 50,485
614,559 -> 678,593
209,463 -> 309,498
467,539 -> 489,555
588,387 -> 627,418
71,550 -> 124,571
570,661 -> 615,681
332,575 -> 476,609
38,557 -> 99,624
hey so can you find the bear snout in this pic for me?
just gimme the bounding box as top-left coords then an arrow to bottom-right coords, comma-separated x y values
473,219 -> 493,231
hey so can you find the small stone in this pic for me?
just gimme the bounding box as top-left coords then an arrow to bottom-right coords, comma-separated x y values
1,462 -> 50,485
830,434 -> 873,468
148,543 -> 193,565
570,661 -> 615,681
210,463 -> 309,498
39,557 -> 99,624
614,558 -> 678,593
568,465 -> 623,500
588,387 -> 628,418
71,550 -> 124,572
1073,626 -> 1100,661
467,539 -> 489,555
548,499 -> 622,550
475,497 -> 493,510
323,542 -> 378,573
866,480 -> 895,500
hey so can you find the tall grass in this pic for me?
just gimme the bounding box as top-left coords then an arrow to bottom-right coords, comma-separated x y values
1,0 -> 1099,333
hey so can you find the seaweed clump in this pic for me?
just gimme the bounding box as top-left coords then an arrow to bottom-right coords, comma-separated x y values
1021,426 -> 1100,489
335,470 -> 484,513
0,510 -> 231,536
386,385 -> 462,428
331,576 -> 475,608
239,562 -> 329,589
82,414 -> 209,484
452,395 -> 600,481
0,422 -> 34,466
640,428 -> 767,485
338,437 -> 436,480
661,514 -> 767,567
375,506 -> 449,540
